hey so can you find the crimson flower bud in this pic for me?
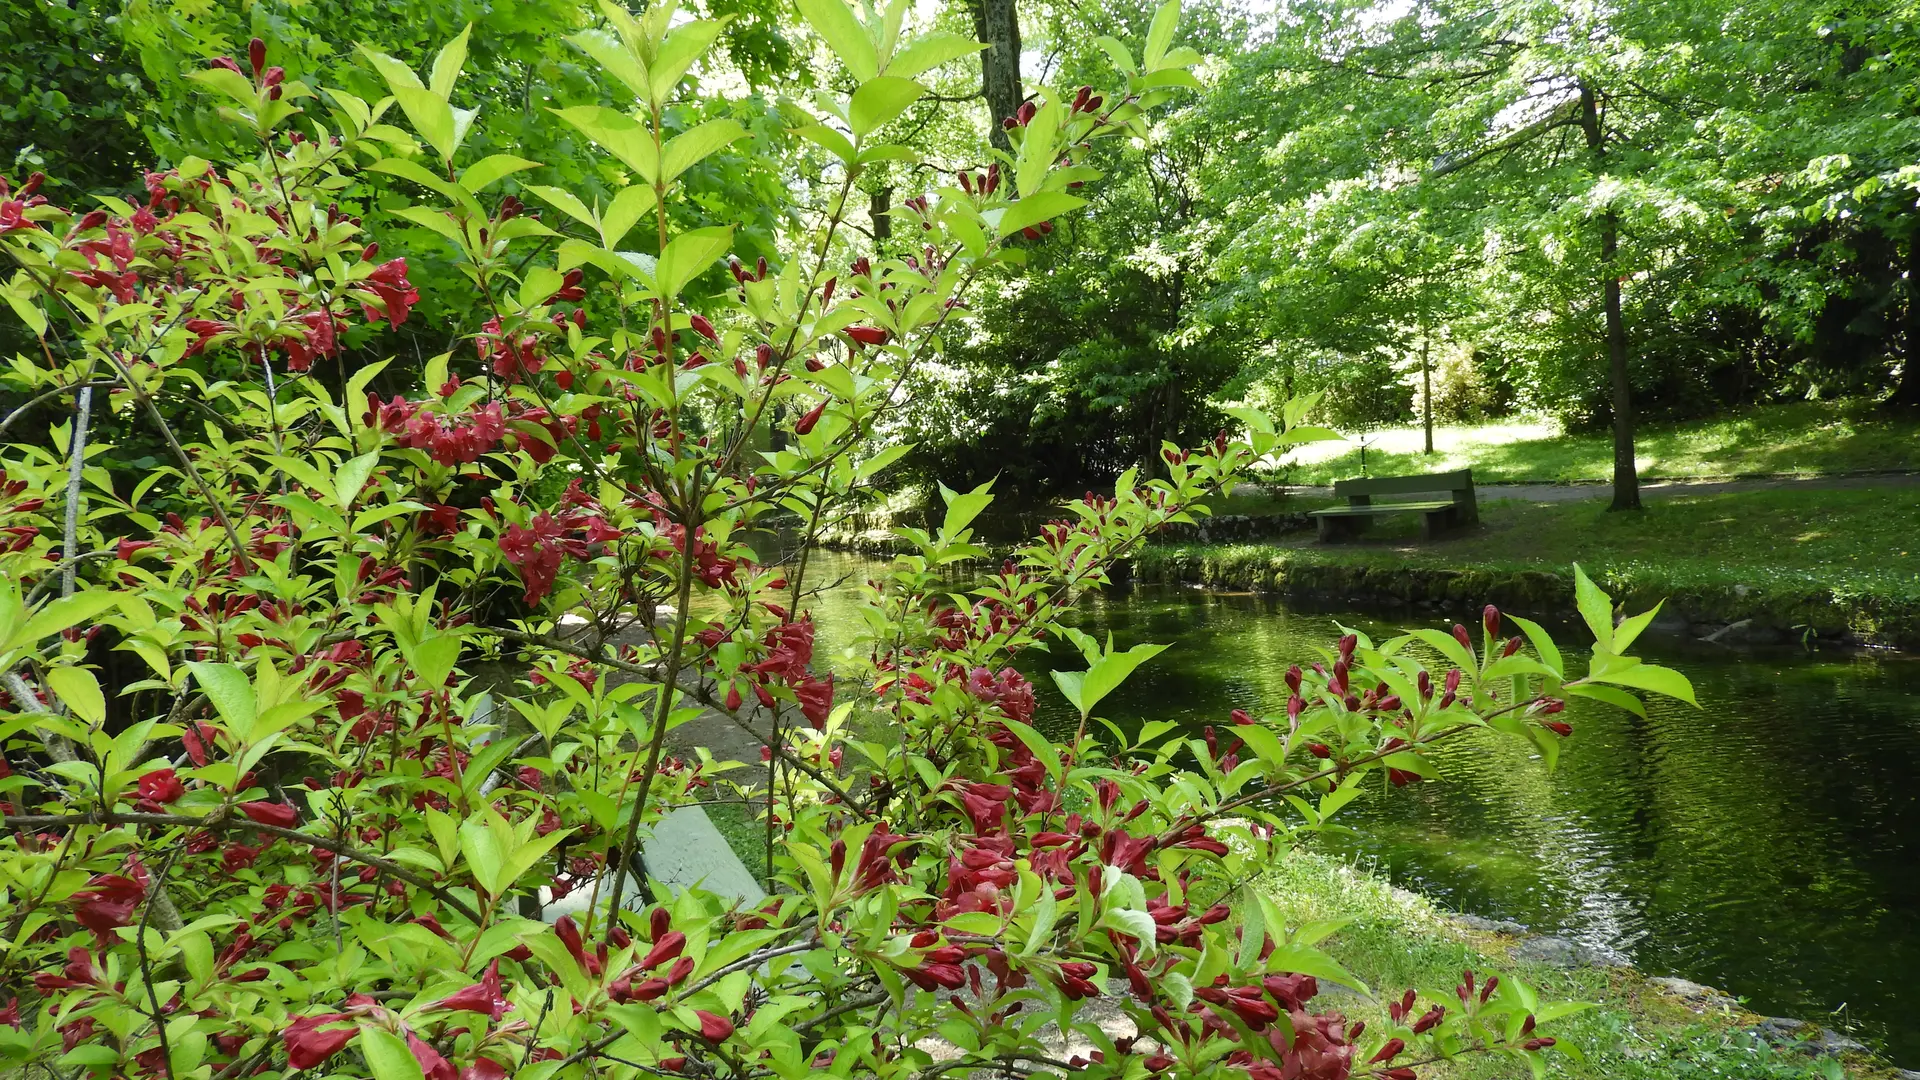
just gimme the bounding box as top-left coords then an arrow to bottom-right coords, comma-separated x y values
1537,697 -> 1565,714
1479,974 -> 1498,1003
689,313 -> 719,342
248,37 -> 267,77
20,172 -> 44,197
1543,720 -> 1572,737
1368,1038 -> 1405,1064
695,1010 -> 734,1042
239,801 -> 298,828
1482,604 -> 1500,637
794,400 -> 826,435
1451,623 -> 1472,649
1503,635 -> 1523,657
1412,1004 -> 1445,1033
1522,1037 -> 1555,1051
1229,708 -> 1253,726
821,276 -> 835,305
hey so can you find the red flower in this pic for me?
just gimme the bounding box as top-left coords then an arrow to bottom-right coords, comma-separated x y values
794,400 -> 826,436
639,931 -> 686,971
360,258 -> 419,328
689,313 -> 719,342
137,768 -> 184,804
794,674 -> 834,729
239,800 -> 298,828
428,959 -> 509,1021
695,1010 -> 734,1042
222,843 -> 262,873
71,874 -> 144,939
408,1031 -> 457,1080
282,1013 -> 354,1069
843,326 -> 888,346
460,1058 -> 510,1080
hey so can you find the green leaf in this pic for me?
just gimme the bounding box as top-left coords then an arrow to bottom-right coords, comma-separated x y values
188,662 -> 256,734
526,185 -> 600,231
393,86 -> 457,162
1095,35 -> 1136,75
334,450 -> 381,508
1265,942 -> 1367,993
1572,564 -> 1614,650
187,66 -> 261,108
888,33 -> 986,78
1508,614 -> 1563,676
1564,682 -> 1645,717
1144,0 -> 1180,69
996,716 -> 1060,784
10,592 -> 120,652
1049,670 -> 1086,715
657,226 -> 733,296
1611,600 -> 1663,654
793,124 -> 856,165
652,19 -> 730,102
1590,660 -> 1698,706
429,25 -> 472,100
662,119 -> 747,183
46,667 -> 105,726
796,0 -> 878,81
459,154 -> 540,193
360,1028 -> 425,1080
849,76 -> 925,137
410,635 -> 462,691
1078,642 -> 1171,718
553,106 -> 658,183
937,479 -> 995,538
995,191 -> 1086,239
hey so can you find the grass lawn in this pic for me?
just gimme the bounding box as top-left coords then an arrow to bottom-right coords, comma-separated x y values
1271,402 -> 1920,486
1188,487 -> 1920,601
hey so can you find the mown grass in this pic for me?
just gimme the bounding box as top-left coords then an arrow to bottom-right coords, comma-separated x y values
1259,847 -> 1851,1080
1167,487 -> 1920,600
1140,487 -> 1920,647
1271,402 -> 1920,486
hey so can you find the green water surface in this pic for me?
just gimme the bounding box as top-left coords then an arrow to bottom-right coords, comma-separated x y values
799,552 -> 1920,1064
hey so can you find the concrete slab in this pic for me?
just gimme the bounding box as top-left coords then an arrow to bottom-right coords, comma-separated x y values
538,805 -> 765,923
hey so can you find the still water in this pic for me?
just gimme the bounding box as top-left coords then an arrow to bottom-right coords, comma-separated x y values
799,552 -> 1920,1063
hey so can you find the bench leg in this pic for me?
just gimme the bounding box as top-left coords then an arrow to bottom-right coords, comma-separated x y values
1422,508 -> 1459,540
1317,516 -> 1339,543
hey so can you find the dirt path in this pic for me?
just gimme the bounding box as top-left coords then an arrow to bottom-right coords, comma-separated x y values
1279,472 -> 1920,504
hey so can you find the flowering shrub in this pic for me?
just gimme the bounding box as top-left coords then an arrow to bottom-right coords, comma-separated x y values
0,2 -> 1697,1079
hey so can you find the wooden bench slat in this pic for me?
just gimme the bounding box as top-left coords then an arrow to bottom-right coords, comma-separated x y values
1331,469 -> 1474,497
1309,501 -> 1456,517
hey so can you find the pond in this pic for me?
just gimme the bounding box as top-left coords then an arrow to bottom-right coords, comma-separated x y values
797,551 -> 1920,1065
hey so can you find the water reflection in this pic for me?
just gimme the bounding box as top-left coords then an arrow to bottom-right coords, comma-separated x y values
797,552 -> 1920,1062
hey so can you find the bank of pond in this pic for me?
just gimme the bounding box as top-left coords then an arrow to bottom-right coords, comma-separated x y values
796,552 -> 1920,1068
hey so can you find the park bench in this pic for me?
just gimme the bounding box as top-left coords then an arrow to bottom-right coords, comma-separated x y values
1309,469 -> 1478,542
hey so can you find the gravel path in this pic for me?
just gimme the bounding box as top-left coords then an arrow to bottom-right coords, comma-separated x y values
1279,472 -> 1920,504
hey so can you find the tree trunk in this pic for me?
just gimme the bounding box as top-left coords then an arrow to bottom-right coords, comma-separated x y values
1894,233 -> 1920,410
969,0 -> 1021,153
1580,82 -> 1639,511
870,186 -> 893,243
1420,331 -> 1434,454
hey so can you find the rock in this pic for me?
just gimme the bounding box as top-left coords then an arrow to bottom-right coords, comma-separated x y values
1647,976 -> 1736,1013
1701,619 -> 1787,646
1749,1016 -> 1869,1058
1890,1069 -> 1920,1080
1511,934 -> 1628,969
1453,913 -> 1529,936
